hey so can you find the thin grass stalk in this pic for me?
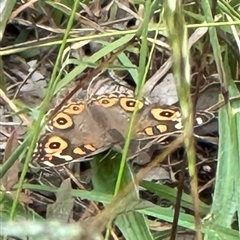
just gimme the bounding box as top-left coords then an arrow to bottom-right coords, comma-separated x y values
200,0 -> 227,90
218,0 -> 240,20
163,1 -> 201,239
0,57 -> 6,91
114,0 -> 162,196
110,1 -> 160,238
55,34 -> 135,95
1,20 -> 240,56
114,0 -> 154,196
9,0 -> 80,220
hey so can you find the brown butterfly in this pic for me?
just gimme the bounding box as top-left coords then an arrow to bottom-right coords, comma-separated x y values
31,92 -> 214,168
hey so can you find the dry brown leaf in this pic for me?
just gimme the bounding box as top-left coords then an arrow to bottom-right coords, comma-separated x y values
6,191 -> 33,205
9,0 -> 38,20
89,0 -> 102,17
2,130 -> 19,190
0,88 -> 31,126
46,178 -> 74,222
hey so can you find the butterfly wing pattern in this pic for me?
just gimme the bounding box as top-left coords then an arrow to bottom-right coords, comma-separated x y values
31,92 -> 215,168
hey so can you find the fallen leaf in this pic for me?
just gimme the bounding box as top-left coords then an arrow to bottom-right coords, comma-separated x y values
2,130 -> 19,190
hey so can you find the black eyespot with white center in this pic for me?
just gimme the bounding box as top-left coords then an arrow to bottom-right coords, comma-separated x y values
126,100 -> 136,107
160,111 -> 174,118
56,117 -> 68,125
49,142 -> 61,149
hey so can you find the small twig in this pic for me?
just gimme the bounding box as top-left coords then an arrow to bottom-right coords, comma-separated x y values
0,122 -> 27,126
63,166 -> 100,214
0,88 -> 31,127
206,95 -> 240,112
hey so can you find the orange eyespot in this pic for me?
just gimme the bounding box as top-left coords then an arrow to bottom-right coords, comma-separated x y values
150,108 -> 181,121
63,104 -> 84,115
52,112 -> 73,130
120,98 -> 144,112
44,136 -> 68,153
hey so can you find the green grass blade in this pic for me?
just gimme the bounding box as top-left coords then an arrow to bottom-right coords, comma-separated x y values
218,0 -> 240,20
54,34 -> 135,94
116,212 -> 154,240
203,45 -> 240,238
0,191 -> 44,222
201,0 -> 227,88
204,84 -> 240,234
91,151 -> 154,240
9,0 -> 80,220
139,206 -> 240,239
115,0 -> 160,196
0,0 -> 16,41
163,0 -> 201,235
140,180 -> 210,214
20,183 -> 113,203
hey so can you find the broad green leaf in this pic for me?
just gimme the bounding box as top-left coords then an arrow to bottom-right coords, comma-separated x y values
46,179 -> 74,222
140,180 -> 210,214
91,151 -> 154,240
0,191 -> 43,222
139,206 -> 240,239
204,81 -> 240,239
